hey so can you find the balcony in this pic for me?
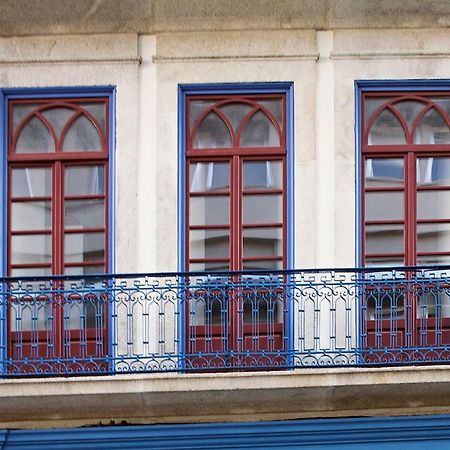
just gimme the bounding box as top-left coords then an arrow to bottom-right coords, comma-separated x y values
2,266 -> 450,377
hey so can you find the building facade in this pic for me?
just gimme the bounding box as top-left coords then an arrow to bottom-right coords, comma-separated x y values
2,0 -> 450,448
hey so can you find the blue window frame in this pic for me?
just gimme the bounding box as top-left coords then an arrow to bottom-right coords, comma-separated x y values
178,83 -> 294,367
0,86 -> 115,374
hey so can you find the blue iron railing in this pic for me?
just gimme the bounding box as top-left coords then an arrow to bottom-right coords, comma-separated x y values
2,266 -> 450,376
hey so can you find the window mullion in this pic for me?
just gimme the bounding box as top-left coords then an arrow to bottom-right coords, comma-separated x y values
53,160 -> 64,275
231,155 -> 241,271
406,152 -> 417,266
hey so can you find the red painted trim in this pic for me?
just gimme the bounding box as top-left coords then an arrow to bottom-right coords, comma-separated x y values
362,91 -> 450,348
7,96 -> 110,365
185,94 -> 287,360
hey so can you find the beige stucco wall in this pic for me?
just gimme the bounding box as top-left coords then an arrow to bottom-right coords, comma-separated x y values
147,29 -> 317,271
0,34 -> 141,273
4,27 -> 449,273
332,28 -> 450,266
4,17 -> 450,426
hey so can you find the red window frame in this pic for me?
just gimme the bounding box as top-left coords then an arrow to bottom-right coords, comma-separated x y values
7,96 -> 110,367
362,92 -> 450,350
185,94 -> 287,364
186,94 -> 288,272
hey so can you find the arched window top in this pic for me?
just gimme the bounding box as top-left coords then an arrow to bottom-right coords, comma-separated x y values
189,97 -> 283,150
11,100 -> 107,154
364,95 -> 450,146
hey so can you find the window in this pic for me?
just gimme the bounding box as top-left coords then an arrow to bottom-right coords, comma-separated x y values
6,90 -> 112,370
361,90 -> 450,349
362,93 -> 450,267
181,85 -> 293,367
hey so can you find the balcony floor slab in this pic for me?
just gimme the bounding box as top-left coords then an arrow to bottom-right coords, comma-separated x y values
2,365 -> 450,428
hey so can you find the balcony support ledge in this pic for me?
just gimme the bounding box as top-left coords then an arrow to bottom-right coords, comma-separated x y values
2,365 -> 450,428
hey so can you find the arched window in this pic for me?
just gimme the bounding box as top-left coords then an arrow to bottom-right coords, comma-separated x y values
7,93 -> 111,368
184,90 -> 290,367
362,92 -> 450,351
363,94 -> 450,268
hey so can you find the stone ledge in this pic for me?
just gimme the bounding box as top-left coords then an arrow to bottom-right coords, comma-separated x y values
2,365 -> 450,428
2,1 -> 450,36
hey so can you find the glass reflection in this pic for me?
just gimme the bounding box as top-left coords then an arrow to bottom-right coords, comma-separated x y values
365,192 -> 404,221
365,224 -> 403,254
193,112 -> 231,148
62,115 -> 102,151
417,158 -> 450,186
11,234 -> 52,264
243,228 -> 282,258
368,109 -> 406,145
365,158 -> 403,187
16,116 -> 55,153
240,111 -> 280,147
65,166 -> 105,196
417,191 -> 450,220
11,167 -> 52,197
64,232 -> 105,263
417,223 -> 450,253
189,196 -> 229,226
190,229 -> 229,259
414,108 -> 450,144
243,195 -> 282,224
190,162 -> 229,192
243,161 -> 282,190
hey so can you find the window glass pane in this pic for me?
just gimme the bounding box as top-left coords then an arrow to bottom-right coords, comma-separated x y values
243,194 -> 282,224
10,267 -> 52,277
12,201 -> 51,231
365,158 -> 403,187
242,260 -> 283,270
65,166 -> 105,196
82,102 -> 106,133
368,109 -> 406,145
12,104 -> 39,132
65,199 -> 105,229
417,191 -> 450,219
64,232 -> 105,263
243,161 -> 283,190
189,261 -> 229,272
417,255 -> 450,265
243,228 -> 283,258
365,192 -> 404,221
11,234 -> 52,264
190,229 -> 229,259
62,115 -> 102,151
414,108 -> 450,144
220,103 -> 253,131
433,98 -> 450,120
365,224 -> 404,254
189,162 -> 229,192
365,256 -> 404,268
391,100 -> 426,129
41,107 -> 76,138
11,167 -> 51,197
417,223 -> 450,253
189,100 -> 215,131
240,111 -> 280,147
259,99 -> 283,126
16,116 -> 55,153
189,196 -> 229,226
364,97 -> 390,128
193,112 -> 231,148
417,157 -> 450,186
64,265 -> 105,275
